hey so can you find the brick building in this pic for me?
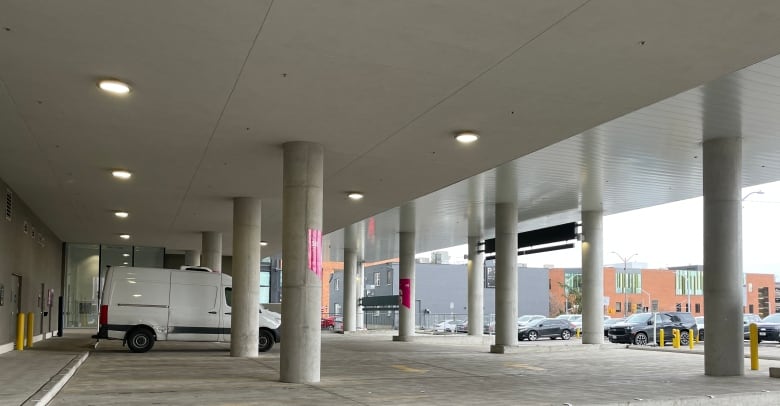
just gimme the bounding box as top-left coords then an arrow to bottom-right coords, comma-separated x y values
549,266 -> 776,318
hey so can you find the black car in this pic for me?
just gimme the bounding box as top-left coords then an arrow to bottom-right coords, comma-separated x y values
518,318 -> 575,341
696,313 -> 762,341
608,312 -> 697,346
603,317 -> 624,337
756,314 -> 780,342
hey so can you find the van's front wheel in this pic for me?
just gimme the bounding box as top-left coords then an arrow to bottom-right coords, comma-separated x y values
127,328 -> 155,353
258,329 -> 274,352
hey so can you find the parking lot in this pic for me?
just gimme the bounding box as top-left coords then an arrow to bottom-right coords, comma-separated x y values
6,330 -> 776,405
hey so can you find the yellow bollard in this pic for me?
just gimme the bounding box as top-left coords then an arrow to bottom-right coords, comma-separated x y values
576,328 -> 581,338
26,312 -> 34,348
673,329 -> 680,349
750,323 -> 759,371
659,329 -> 665,348
689,329 -> 694,350
16,313 -> 25,351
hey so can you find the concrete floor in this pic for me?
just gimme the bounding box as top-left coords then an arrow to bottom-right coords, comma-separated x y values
5,330 -> 780,405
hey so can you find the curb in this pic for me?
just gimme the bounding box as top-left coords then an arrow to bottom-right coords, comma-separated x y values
22,351 -> 89,406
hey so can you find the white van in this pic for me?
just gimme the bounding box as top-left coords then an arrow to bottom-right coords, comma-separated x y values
95,266 -> 281,353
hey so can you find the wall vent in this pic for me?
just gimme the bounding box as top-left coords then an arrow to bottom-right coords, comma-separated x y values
5,189 -> 11,221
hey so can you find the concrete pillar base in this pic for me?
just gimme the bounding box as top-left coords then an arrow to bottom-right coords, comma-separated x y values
582,333 -> 603,344
490,344 -> 516,354
393,335 -> 414,342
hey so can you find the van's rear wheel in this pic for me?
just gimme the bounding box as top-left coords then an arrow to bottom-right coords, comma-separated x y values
258,329 -> 274,352
127,328 -> 155,353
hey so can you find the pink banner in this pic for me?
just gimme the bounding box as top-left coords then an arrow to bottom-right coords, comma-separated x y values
399,278 -> 412,309
308,228 -> 322,279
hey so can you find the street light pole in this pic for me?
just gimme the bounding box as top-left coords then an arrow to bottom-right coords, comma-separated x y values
612,252 -> 638,317
741,190 -> 764,312
642,289 -> 655,345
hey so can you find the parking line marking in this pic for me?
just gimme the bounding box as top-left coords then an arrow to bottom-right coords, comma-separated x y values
392,364 -> 428,373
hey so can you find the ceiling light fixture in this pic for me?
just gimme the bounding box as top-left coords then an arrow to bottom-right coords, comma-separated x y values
114,211 -> 129,218
112,170 -> 132,180
98,79 -> 131,94
123,253 -> 130,257
119,234 -> 131,240
260,241 -> 269,247
455,131 -> 479,144
347,192 -> 364,200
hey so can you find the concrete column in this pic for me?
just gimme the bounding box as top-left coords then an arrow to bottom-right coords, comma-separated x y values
184,250 -> 201,266
396,231 -> 416,339
581,210 -> 604,344
231,197 -> 261,357
491,202 -> 518,352
343,225 -> 357,332
467,236 -> 484,336
280,141 -> 324,384
202,232 -> 222,273
703,137 -> 743,376
356,261 -> 365,329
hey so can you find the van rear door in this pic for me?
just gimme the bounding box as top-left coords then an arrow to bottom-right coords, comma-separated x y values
220,283 -> 232,342
168,271 -> 220,341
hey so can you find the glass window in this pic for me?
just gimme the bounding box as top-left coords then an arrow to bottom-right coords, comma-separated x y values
133,246 -> 164,268
259,271 -> 270,303
335,279 -> 340,291
387,269 -> 393,285
374,272 -> 381,286
225,287 -> 232,307
65,244 -> 100,328
616,302 -> 622,313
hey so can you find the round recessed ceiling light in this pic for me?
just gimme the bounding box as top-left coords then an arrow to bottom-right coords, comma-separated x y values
98,79 -> 131,95
112,170 -> 132,180
119,234 -> 131,240
347,192 -> 364,200
123,253 -> 130,257
260,241 -> 269,247
114,211 -> 129,218
455,131 -> 479,144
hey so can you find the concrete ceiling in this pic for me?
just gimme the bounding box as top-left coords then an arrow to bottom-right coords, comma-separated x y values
3,1 -> 780,261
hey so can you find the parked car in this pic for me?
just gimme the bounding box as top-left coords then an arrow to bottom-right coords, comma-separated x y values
603,317 -> 625,337
569,315 -> 583,329
756,313 -> 780,342
321,316 -> 335,330
455,320 -> 468,333
607,312 -> 697,346
696,314 -> 762,341
333,316 -> 343,332
695,316 -> 704,341
433,320 -> 459,333
517,314 -> 546,327
743,314 -> 762,339
518,318 -> 575,341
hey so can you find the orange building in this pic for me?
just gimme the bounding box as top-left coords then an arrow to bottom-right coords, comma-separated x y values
549,266 -> 776,318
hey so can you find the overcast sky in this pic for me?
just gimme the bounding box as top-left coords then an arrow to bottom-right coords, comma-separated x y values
419,181 -> 780,280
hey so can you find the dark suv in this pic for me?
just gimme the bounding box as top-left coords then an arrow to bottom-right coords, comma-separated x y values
608,312 -> 697,346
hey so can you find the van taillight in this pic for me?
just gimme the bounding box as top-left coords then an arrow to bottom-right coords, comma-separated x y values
99,305 -> 108,325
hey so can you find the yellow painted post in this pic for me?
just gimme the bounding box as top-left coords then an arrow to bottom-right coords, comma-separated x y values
673,329 -> 680,349
659,329 -> 665,348
688,329 -> 694,350
750,323 -> 759,371
27,312 -> 34,348
15,313 -> 25,351
576,328 -> 581,338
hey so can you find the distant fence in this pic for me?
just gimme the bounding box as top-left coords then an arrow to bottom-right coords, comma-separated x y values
323,311 -> 496,333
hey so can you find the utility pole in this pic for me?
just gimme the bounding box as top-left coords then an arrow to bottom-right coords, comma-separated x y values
612,252 -> 638,317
